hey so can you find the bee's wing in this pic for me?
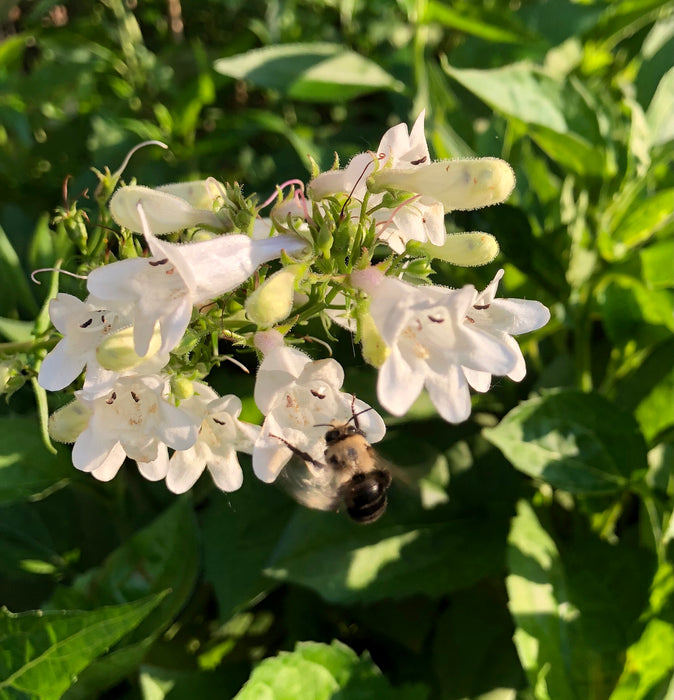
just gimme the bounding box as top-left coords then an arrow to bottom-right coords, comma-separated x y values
277,457 -> 342,512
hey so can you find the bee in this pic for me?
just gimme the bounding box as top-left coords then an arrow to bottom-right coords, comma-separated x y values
271,406 -> 392,524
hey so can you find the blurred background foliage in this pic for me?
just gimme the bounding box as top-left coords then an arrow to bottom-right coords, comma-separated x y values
0,0 -> 673,698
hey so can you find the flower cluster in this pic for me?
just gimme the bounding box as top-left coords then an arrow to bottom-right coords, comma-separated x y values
38,112 -> 549,506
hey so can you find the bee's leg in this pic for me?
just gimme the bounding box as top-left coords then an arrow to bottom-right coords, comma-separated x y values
269,433 -> 325,469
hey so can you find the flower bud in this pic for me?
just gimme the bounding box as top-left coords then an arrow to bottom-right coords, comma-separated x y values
171,376 -> 195,401
49,400 -> 91,444
416,232 -> 500,267
246,265 -> 304,328
96,324 -> 163,371
109,182 -> 223,234
368,158 -> 515,212
359,311 -> 390,368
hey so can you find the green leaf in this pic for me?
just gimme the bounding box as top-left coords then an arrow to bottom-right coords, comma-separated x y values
214,43 -> 402,102
646,66 -> 674,146
506,501 -> 581,700
612,337 -> 674,442
0,416 -> 72,505
264,500 -> 507,604
0,316 -> 33,343
484,390 -> 647,494
48,498 -> 200,698
423,1 -> 532,44
640,237 -> 674,289
201,474 -> 296,621
0,593 -> 167,700
600,189 -> 674,260
49,497 -> 199,640
609,619 -> 674,699
234,640 -> 428,699
528,123 -> 606,176
507,501 -> 654,699
0,225 -> 38,317
432,585 -> 523,699
443,61 -> 567,132
595,274 -> 674,348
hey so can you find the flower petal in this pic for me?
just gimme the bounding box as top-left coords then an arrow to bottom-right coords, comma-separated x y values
166,443 -> 207,493
87,258 -> 149,303
207,449 -> 244,492
377,348 -> 424,416
137,444 -> 170,481
38,340 -> 86,391
156,401 -> 199,451
90,444 -> 126,481
462,367 -> 491,393
425,366 -> 472,424
254,346 -> 310,412
177,234 -> 308,305
485,299 -> 551,335
72,427 -> 120,472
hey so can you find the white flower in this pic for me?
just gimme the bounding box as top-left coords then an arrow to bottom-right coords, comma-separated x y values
37,293 -> 128,391
309,112 -> 516,254
458,269 -> 550,390
38,293 -> 169,394
309,111 -> 445,253
251,339 -> 386,483
109,181 -> 225,234
50,374 -> 199,482
87,230 -> 308,356
354,268 -> 549,423
166,382 -> 260,494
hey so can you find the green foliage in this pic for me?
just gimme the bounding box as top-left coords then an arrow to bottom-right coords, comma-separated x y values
0,0 -> 672,697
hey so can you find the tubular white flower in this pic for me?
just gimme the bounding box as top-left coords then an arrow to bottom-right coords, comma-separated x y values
308,111 -> 446,253
109,181 -> 225,234
50,374 -> 199,482
252,343 -> 386,483
355,268 -> 549,423
87,229 -> 308,356
37,293 -> 144,392
166,382 -> 260,494
369,157 -> 516,212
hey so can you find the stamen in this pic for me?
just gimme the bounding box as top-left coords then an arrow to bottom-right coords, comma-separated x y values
31,268 -> 87,285
111,140 -> 169,182
80,318 -> 93,328
149,258 -> 169,267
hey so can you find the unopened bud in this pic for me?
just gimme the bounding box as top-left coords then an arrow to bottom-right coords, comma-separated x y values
246,265 -> 304,328
109,183 -> 223,234
96,324 -> 162,371
417,232 -> 500,266
49,400 -> 91,443
171,376 -> 195,401
368,157 -> 515,212
359,312 -> 390,368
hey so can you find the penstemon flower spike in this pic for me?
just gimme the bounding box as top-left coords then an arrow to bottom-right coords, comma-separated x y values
33,112 -> 550,508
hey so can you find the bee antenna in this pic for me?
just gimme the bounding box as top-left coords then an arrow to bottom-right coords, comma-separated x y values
347,406 -> 373,425
313,422 -> 333,428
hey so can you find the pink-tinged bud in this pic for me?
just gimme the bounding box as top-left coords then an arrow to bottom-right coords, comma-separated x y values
350,266 -> 384,295
254,329 -> 286,355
